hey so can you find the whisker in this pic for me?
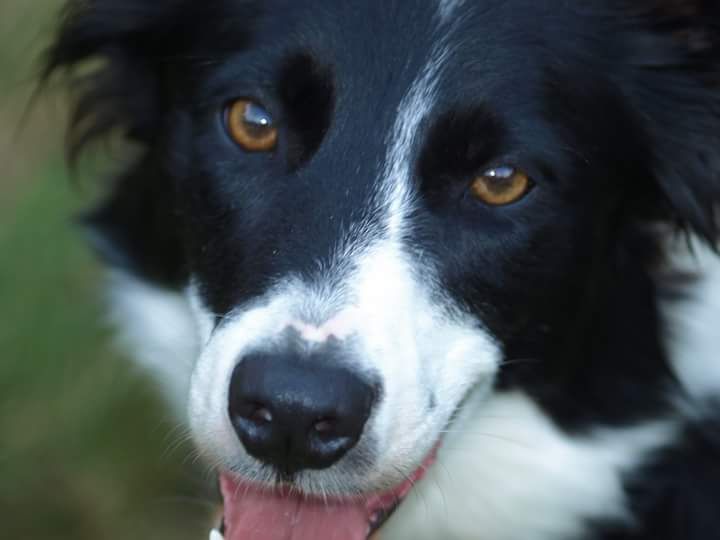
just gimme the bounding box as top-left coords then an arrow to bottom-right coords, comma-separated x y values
498,357 -> 542,368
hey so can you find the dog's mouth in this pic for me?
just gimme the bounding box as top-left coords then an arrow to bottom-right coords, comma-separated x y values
211,447 -> 438,540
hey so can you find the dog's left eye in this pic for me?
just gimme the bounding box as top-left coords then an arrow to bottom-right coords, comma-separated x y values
470,166 -> 533,206
225,99 -> 278,152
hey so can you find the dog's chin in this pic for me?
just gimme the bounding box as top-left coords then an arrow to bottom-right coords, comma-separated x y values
212,446 -> 439,540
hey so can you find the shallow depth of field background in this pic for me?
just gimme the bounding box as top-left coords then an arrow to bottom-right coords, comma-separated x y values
0,2 -> 212,537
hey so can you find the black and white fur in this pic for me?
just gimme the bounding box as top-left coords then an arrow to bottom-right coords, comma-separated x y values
47,1 -> 720,538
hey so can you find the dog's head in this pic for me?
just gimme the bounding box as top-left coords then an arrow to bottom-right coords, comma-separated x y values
47,1 -> 720,538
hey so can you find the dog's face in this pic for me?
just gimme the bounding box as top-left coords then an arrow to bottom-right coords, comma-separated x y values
182,0 -> 624,493
48,0 -> 720,538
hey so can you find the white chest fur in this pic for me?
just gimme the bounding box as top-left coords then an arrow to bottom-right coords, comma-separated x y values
381,391 -> 674,540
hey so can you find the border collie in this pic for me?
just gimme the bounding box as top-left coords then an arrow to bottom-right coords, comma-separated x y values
46,1 -> 720,539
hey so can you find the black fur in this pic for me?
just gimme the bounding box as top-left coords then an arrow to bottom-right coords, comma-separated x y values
600,402 -> 720,539
45,1 -> 720,538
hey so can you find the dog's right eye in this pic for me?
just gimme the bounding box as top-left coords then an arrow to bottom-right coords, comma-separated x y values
225,99 -> 279,152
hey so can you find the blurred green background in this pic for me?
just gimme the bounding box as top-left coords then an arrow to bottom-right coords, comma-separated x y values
0,2 -> 212,538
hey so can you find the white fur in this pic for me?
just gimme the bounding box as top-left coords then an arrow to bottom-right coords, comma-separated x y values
288,311 -> 359,343
379,25 -> 450,241
383,391 -> 676,540
108,271 -> 199,414
438,0 -> 466,22
341,241 -> 500,492
661,238 -> 720,399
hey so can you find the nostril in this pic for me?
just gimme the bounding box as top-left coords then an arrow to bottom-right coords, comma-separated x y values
313,417 -> 336,433
312,417 -> 340,440
232,400 -> 274,425
246,404 -> 273,425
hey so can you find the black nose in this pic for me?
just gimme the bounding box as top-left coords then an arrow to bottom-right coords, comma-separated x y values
228,352 -> 377,475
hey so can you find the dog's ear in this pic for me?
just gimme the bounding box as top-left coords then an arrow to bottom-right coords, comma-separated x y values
44,1 -> 174,159
44,0 -> 257,160
621,1 -> 720,247
43,1 -> 258,284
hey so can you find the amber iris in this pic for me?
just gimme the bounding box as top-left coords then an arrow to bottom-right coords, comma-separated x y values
470,166 -> 532,206
226,99 -> 278,152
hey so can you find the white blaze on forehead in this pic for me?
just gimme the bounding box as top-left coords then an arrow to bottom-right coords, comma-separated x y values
381,41 -> 451,241
438,0 -> 466,23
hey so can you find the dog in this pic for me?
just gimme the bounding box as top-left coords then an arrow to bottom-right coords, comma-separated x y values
46,1 -> 720,539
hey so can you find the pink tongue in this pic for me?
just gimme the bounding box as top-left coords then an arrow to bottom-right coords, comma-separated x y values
220,476 -> 372,540
220,447 -> 439,540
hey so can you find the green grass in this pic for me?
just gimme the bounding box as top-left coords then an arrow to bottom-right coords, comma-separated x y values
0,165 -> 212,539
0,2 -> 212,537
